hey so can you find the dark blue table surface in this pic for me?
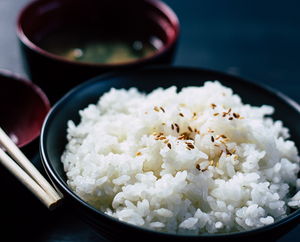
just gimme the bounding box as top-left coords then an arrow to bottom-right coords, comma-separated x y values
0,0 -> 300,241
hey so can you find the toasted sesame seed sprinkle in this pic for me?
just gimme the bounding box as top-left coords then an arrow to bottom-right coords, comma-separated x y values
223,138 -> 230,142
210,160 -> 214,166
216,135 -> 220,140
194,116 -> 198,120
228,108 -> 231,113
167,143 -> 172,149
154,106 -> 159,112
214,113 -> 219,116
159,136 -> 166,140
162,122 -> 166,125
188,126 -> 193,132
136,152 -> 141,156
179,113 -> 184,117
160,107 -> 165,113
207,127 -> 211,133
202,168 -> 207,172
216,161 -> 219,167
214,144 -> 220,147
197,130 -> 200,134
187,143 -> 195,149
193,112 -> 197,117
227,154 -> 231,157
194,128 -> 198,132
234,155 -> 238,161
228,117 -> 233,120
164,139 -> 169,144
196,164 -> 200,170
171,124 -> 174,130
239,117 -> 245,119
152,132 -> 157,136
211,136 -> 214,142
174,123 -> 180,133
220,134 -> 227,139
222,112 -> 227,117
232,148 -> 236,154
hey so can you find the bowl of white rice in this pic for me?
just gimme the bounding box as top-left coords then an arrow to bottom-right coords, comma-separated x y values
40,66 -> 300,241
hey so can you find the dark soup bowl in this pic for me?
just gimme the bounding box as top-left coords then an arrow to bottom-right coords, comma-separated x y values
0,69 -> 50,153
16,0 -> 180,103
40,67 -> 300,242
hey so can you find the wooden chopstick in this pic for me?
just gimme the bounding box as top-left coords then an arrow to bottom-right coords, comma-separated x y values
0,127 -> 63,210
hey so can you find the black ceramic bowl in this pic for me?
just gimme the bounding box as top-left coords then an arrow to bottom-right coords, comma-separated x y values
0,69 -> 50,151
16,0 -> 180,103
40,67 -> 300,242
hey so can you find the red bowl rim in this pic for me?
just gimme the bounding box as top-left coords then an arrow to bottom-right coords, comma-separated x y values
0,68 -> 51,148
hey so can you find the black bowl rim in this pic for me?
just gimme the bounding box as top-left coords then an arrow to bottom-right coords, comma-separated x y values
40,65 -> 300,238
16,0 -> 180,67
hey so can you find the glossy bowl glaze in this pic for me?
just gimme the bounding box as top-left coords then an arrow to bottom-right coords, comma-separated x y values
40,67 -> 300,242
0,69 -> 50,150
16,0 -> 180,103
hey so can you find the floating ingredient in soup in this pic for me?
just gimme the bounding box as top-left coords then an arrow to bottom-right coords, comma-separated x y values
36,27 -> 161,64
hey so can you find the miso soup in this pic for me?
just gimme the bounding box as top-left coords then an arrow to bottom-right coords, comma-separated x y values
36,27 -> 162,64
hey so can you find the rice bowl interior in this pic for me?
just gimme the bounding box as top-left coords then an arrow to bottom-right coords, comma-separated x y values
60,80 -> 300,235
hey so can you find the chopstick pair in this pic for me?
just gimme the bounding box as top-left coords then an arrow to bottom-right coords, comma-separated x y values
0,127 -> 63,210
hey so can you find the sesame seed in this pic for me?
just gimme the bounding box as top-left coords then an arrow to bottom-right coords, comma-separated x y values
188,126 -> 193,132
232,148 -> 236,154
171,124 -> 174,130
220,134 -> 227,139
202,168 -> 207,172
187,143 -> 194,149
216,161 -> 219,167
154,106 -> 159,112
196,164 -> 200,170
233,113 -> 240,119
226,154 -> 231,157
228,108 -> 231,113
207,127 -> 211,133
210,160 -> 214,166
194,128 -> 197,132
239,117 -> 245,119
136,152 -> 141,156
234,155 -> 238,161
179,113 -> 184,117
167,143 -> 172,149
197,130 -> 200,134
228,117 -> 233,120
194,116 -> 198,120
178,135 -> 185,140
159,136 -> 166,140
223,138 -> 230,142
160,107 -> 165,113
210,103 -> 217,109
152,132 -> 157,136
215,135 -> 220,140
222,112 -> 227,117
222,92 -> 225,96
214,144 -> 220,147
174,123 -> 180,133
145,112 -> 147,114
186,146 -> 191,150
157,132 -> 164,137
219,150 -> 223,157
213,113 -> 219,116
162,122 -> 166,125
211,136 -> 215,142
164,139 -> 169,144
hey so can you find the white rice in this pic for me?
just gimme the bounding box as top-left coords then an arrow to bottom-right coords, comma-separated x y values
61,81 -> 300,234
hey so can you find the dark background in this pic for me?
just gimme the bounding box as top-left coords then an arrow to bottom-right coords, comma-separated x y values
0,0 -> 300,241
